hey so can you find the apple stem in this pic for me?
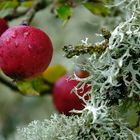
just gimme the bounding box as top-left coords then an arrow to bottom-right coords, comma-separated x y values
0,76 -> 18,92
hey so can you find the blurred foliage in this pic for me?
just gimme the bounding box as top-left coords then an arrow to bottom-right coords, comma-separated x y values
20,1 -> 33,7
53,0 -> 111,23
0,1 -> 18,10
83,2 -> 110,16
0,0 -> 111,23
16,64 -> 67,96
56,5 -> 72,21
16,77 -> 51,96
0,0 -> 33,10
42,64 -> 67,83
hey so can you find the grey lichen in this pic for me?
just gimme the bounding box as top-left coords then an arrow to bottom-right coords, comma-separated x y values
15,0 -> 140,140
16,114 -> 84,140
15,99 -> 139,140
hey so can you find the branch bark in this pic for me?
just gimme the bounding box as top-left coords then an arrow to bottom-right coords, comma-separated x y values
21,0 -> 48,25
0,76 -> 18,92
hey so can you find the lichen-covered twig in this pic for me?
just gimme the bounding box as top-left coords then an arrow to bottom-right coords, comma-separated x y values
63,28 -> 111,58
63,40 -> 108,58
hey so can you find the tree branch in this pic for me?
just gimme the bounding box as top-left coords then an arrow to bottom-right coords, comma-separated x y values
63,40 -> 109,58
4,9 -> 29,21
0,76 -> 18,92
21,0 -> 48,25
3,0 -> 48,24
63,28 -> 110,58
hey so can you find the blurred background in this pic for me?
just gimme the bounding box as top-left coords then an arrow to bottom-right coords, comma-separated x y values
0,1 -> 119,139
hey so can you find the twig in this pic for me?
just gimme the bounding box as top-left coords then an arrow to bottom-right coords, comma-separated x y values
0,76 -> 18,92
21,0 -> 47,25
63,28 -> 111,58
4,9 -> 29,21
3,0 -> 48,23
63,40 -> 109,58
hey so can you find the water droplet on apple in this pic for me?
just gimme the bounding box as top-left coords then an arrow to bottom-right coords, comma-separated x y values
11,31 -> 17,38
24,32 -> 29,38
15,41 -> 19,48
6,38 -> 10,43
28,44 -> 32,48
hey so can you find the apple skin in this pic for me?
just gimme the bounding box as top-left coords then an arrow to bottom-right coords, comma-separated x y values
0,25 -> 53,79
0,18 -> 8,36
52,74 -> 90,115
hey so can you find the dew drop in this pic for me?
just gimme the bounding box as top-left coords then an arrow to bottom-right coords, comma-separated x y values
6,38 -> 10,43
15,41 -> 19,48
28,44 -> 32,48
24,32 -> 29,38
11,31 -> 17,38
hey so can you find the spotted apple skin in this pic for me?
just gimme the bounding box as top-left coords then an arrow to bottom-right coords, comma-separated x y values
0,25 -> 53,79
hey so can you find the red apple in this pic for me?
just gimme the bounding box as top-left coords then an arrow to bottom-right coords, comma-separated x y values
0,25 -> 53,79
53,74 -> 90,115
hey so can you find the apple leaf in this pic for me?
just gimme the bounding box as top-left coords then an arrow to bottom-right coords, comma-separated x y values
0,0 -> 33,10
20,1 -> 33,8
0,1 -> 19,10
57,5 -> 72,20
83,2 -> 110,16
42,64 -> 67,83
17,80 -> 39,96
16,77 -> 50,96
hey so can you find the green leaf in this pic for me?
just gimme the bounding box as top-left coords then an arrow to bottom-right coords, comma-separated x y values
17,80 -> 39,96
20,1 -> 33,8
0,1 -> 19,10
57,5 -> 72,20
42,64 -> 67,83
83,2 -> 110,16
16,77 -> 50,96
32,77 -> 50,93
